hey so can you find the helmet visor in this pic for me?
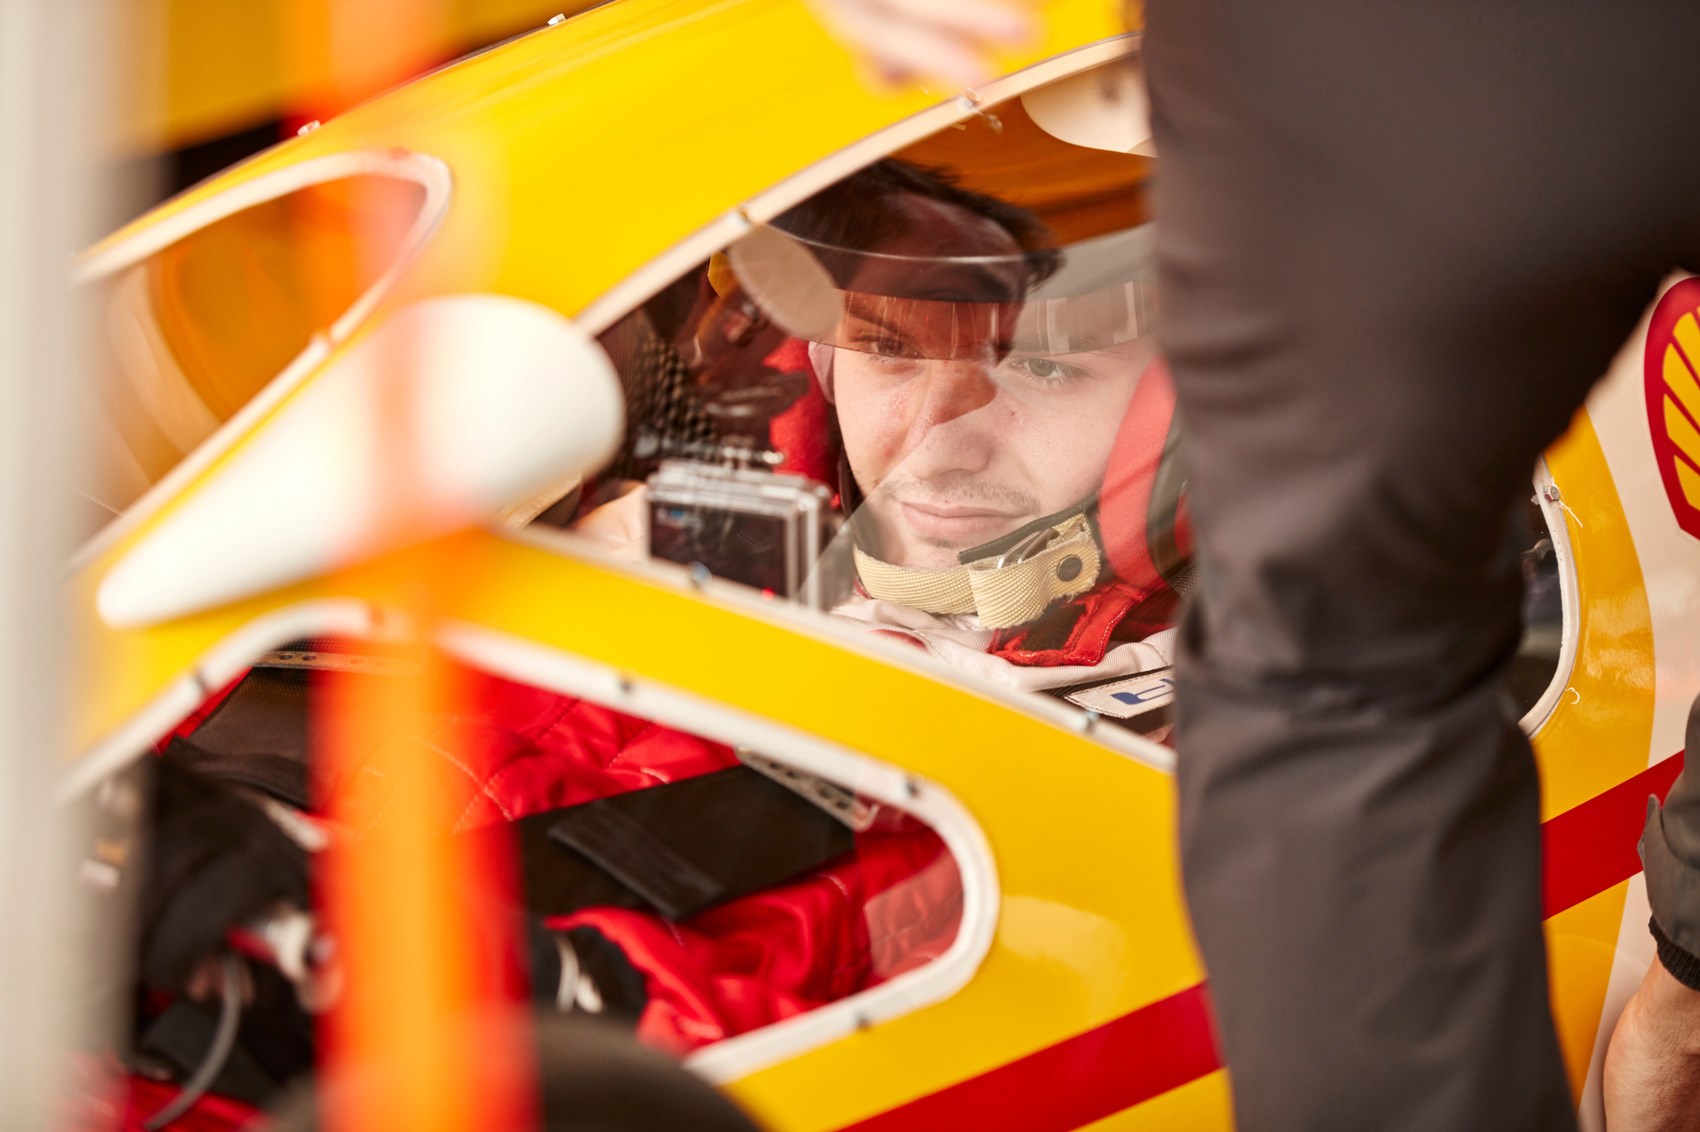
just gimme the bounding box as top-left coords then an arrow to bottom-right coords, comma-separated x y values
728,223 -> 1156,362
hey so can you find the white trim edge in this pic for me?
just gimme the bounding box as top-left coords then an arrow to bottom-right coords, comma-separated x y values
63,599 -> 1004,1086
72,150 -> 454,568
435,623 -> 1000,1086
1522,458 -> 1582,737
59,599 -> 386,800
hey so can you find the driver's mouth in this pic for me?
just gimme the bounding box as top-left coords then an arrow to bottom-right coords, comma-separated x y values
897,500 -> 1026,545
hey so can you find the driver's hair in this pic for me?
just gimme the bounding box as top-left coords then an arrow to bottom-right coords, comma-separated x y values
775,160 -> 1061,289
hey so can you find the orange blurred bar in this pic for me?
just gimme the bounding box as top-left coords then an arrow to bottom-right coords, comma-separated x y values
290,1 -> 537,1128
318,617 -> 535,1132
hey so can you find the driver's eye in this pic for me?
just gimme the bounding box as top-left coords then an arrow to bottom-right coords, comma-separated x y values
1005,355 -> 1087,385
850,332 -> 920,362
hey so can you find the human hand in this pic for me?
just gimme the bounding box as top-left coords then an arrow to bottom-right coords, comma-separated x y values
1604,956 -> 1700,1130
801,0 -> 1037,88
570,481 -> 649,562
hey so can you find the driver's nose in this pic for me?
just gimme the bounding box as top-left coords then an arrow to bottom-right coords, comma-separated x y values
896,358 -> 1000,479
908,358 -> 999,435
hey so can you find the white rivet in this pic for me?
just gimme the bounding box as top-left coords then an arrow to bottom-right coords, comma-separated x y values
1078,709 -> 1099,734
547,12 -> 566,24
688,563 -> 712,589
296,120 -> 321,136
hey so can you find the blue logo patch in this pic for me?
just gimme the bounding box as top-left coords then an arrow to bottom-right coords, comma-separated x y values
1064,667 -> 1177,720
1111,677 -> 1176,707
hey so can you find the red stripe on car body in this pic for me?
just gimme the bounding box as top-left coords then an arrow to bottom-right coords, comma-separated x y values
837,983 -> 1218,1132
1543,751 -> 1685,918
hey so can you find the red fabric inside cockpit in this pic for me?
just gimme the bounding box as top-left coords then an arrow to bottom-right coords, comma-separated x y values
1099,357 -> 1192,595
766,337 -> 839,490
440,668 -> 961,1054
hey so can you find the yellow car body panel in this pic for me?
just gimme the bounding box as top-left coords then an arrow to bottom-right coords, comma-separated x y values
108,0 -> 606,154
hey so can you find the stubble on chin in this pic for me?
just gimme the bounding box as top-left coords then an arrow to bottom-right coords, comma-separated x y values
854,464 -> 1041,567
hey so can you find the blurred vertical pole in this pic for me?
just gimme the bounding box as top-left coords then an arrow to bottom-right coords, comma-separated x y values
0,0 -> 114,1124
288,2 -> 539,1129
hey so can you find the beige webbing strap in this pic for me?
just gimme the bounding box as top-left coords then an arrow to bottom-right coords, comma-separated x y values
854,514 -> 1101,629
852,550 -> 978,615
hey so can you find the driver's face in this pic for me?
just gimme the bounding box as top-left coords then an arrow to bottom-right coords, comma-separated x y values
831,195 -> 1147,571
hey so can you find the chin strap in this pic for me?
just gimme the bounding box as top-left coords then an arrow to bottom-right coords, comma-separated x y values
853,513 -> 1101,629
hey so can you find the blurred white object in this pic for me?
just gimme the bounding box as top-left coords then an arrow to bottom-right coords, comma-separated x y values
728,224 -> 843,343
98,294 -> 624,627
0,0 -> 111,1124
1022,56 -> 1155,156
801,0 -> 1035,88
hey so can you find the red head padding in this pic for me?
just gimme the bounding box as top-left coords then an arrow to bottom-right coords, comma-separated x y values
766,337 -> 838,488
1100,356 -> 1193,594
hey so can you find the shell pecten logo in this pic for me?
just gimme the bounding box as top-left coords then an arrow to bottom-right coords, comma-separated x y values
1646,277 -> 1700,541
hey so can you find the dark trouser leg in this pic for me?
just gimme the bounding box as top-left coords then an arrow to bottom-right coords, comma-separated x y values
1141,0 -> 1700,1126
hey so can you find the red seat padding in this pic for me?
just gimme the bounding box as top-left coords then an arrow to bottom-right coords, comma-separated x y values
1099,356 -> 1191,591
